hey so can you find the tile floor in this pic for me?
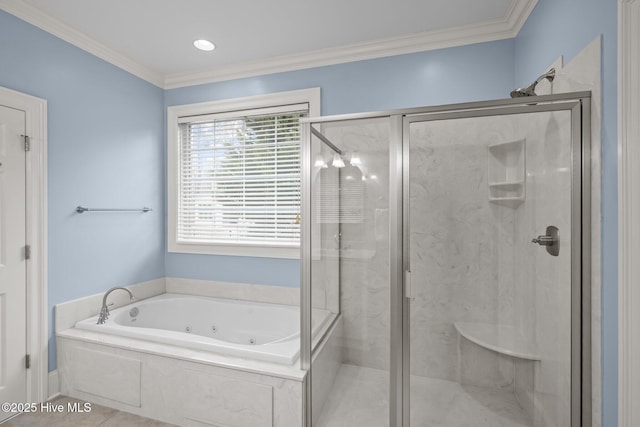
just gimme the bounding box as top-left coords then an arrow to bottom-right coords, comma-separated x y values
1,396 -> 176,427
316,364 -> 532,427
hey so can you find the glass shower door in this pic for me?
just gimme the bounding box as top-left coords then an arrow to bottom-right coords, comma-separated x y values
405,108 -> 580,427
302,95 -> 590,427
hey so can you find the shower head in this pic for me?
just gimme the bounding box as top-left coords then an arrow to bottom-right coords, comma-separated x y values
510,68 -> 556,98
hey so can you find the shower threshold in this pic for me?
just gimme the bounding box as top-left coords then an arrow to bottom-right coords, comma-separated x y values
315,364 -> 531,427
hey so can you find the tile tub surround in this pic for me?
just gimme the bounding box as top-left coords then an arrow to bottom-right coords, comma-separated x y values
54,278 -> 166,334
311,318 -> 344,426
57,333 -> 305,426
165,277 -> 300,306
57,314 -> 343,426
55,278 -> 344,426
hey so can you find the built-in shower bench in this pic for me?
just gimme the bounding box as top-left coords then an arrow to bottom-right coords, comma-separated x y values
454,322 -> 541,361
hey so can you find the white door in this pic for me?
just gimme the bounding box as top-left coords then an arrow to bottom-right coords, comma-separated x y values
0,104 -> 27,422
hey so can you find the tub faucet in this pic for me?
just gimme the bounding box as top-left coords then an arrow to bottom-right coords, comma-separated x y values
97,287 -> 134,325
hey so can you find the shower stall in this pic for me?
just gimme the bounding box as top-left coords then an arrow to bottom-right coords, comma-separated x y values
300,93 -> 591,427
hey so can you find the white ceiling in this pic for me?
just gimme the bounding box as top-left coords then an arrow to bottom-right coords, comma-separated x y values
0,0 -> 538,88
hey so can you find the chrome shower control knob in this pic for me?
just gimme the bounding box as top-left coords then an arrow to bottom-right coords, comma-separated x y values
531,225 -> 559,256
532,235 -> 554,245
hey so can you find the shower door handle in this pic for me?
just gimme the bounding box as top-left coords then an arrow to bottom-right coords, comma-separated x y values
405,270 -> 413,299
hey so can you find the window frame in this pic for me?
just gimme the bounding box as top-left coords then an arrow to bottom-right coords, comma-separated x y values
167,88 -> 320,258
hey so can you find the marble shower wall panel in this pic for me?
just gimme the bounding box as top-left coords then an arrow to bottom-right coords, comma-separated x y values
311,319 -> 344,425
458,336 -> 515,390
464,105 -> 572,426
506,109 -> 572,427
408,117 -> 521,385
322,119 -> 391,371
497,206 -> 517,331
509,115 -> 537,420
514,358 -> 536,421
535,38 -> 602,426
524,111 -> 572,427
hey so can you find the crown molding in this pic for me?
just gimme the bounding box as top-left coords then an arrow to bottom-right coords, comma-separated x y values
506,0 -> 538,35
0,0 -> 164,87
164,0 -> 538,89
1,0 -> 537,90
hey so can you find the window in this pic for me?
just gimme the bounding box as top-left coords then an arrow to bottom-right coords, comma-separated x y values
168,88 -> 320,258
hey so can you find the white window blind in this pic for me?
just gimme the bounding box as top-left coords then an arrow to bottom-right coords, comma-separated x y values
316,168 -> 364,224
176,104 -> 307,249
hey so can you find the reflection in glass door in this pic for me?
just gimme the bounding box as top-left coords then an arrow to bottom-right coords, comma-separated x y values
307,119 -> 392,427
404,106 -> 585,427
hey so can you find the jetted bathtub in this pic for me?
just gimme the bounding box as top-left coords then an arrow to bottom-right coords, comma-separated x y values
75,293 -> 329,365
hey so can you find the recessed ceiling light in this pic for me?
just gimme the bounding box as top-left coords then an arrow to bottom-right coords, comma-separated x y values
193,39 -> 215,51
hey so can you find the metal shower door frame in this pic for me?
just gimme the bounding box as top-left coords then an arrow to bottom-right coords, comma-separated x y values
395,95 -> 591,427
300,91 -> 592,427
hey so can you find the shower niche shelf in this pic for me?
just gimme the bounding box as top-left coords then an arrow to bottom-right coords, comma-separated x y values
488,139 -> 525,207
454,322 -> 540,361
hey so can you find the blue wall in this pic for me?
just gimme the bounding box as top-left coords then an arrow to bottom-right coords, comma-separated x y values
0,10 -> 166,371
164,39 -> 517,285
165,40 -> 516,116
514,1 -> 618,425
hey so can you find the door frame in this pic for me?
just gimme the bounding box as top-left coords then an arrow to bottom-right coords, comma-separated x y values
618,1 -> 640,426
0,86 -> 48,403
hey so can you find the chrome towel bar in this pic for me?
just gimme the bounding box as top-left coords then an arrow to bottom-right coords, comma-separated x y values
76,206 -> 152,213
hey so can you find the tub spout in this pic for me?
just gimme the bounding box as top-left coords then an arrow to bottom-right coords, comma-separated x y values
97,287 -> 134,324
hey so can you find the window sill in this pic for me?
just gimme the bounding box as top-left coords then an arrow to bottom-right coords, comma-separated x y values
168,242 -> 300,259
